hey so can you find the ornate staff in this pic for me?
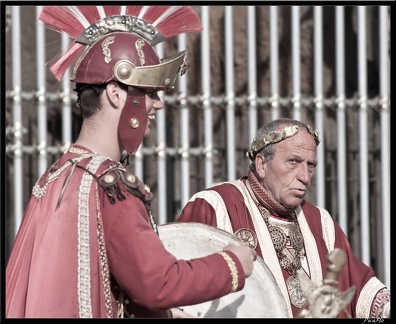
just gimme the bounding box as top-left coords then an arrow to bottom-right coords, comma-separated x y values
298,248 -> 356,318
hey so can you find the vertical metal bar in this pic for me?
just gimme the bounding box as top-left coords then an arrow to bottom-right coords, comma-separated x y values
178,33 -> 190,206
225,6 -> 236,180
247,6 -> 258,147
134,142 -> 144,179
335,6 -> 348,234
313,6 -> 325,208
36,6 -> 47,175
134,147 -> 144,180
156,43 -> 167,224
61,32 -> 72,150
291,6 -> 301,121
357,6 -> 370,265
269,6 -> 279,120
11,6 -> 24,238
379,6 -> 390,287
201,6 -> 214,188
134,12 -> 151,182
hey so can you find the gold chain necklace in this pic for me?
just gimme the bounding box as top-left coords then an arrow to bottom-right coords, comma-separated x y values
246,179 -> 307,308
256,205 -> 308,308
256,204 -> 307,308
257,205 -> 304,273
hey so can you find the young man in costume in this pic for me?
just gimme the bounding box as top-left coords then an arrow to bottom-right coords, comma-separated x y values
5,6 -> 257,318
177,118 -> 390,318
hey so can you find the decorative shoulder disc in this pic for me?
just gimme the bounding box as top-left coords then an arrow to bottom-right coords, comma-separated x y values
98,168 -> 152,205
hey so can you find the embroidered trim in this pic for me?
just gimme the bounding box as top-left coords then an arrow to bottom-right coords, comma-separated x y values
319,208 -> 336,253
294,207 -> 323,287
356,277 -> 387,318
32,154 -> 96,198
94,181 -> 113,318
370,288 -> 390,318
78,155 -> 108,318
69,146 -> 90,154
218,251 -> 238,293
184,189 -> 233,233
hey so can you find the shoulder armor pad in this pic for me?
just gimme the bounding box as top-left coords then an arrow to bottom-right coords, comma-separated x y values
98,168 -> 152,204
119,170 -> 153,203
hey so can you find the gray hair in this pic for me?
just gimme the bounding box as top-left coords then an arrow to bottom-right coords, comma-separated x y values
247,118 -> 320,166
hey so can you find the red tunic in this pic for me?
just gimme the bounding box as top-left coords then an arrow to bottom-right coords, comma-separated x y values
177,177 -> 389,318
6,146 -> 246,318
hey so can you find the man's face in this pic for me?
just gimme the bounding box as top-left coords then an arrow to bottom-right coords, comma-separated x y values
259,128 -> 318,209
144,90 -> 163,136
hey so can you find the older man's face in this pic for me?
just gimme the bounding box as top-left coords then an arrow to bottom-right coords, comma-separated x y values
260,129 -> 318,209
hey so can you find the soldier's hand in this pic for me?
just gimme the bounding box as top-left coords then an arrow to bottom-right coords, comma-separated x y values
223,242 -> 257,277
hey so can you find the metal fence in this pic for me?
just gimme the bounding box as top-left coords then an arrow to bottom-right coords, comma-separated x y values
4,5 -> 390,288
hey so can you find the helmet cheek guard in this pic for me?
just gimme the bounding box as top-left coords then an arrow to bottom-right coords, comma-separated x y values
118,86 -> 147,156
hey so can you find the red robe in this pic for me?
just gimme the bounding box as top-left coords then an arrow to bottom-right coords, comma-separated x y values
6,145 -> 246,318
177,177 -> 390,318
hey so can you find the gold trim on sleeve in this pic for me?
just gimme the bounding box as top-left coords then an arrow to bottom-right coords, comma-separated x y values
218,251 -> 238,293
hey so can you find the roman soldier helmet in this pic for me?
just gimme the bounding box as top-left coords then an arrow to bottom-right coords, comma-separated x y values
39,6 -> 202,156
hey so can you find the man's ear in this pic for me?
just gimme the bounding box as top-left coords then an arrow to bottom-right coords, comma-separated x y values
105,81 -> 124,108
255,154 -> 266,178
